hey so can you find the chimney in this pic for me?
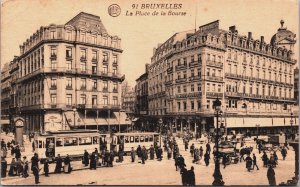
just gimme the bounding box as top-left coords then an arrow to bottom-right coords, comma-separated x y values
229,26 -> 236,32
153,47 -> 156,55
248,32 -> 252,39
145,63 -> 150,72
261,36 -> 264,43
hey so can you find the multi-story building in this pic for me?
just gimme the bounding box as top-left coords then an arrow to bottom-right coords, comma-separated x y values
146,20 -> 298,135
1,63 -> 12,130
7,12 -> 129,133
121,85 -> 136,117
295,67 -> 299,103
135,64 -> 149,115
134,64 -> 149,130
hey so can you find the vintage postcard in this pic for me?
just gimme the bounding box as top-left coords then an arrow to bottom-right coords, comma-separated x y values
0,0 -> 299,186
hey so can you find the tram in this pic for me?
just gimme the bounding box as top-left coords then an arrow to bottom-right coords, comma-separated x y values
34,130 -> 100,162
109,132 -> 161,153
34,130 -> 161,161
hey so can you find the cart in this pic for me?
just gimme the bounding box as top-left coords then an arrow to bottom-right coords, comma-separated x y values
214,141 -> 239,165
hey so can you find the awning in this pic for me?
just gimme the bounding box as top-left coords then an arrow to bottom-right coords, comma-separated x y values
64,111 -> 109,126
64,111 -> 84,126
95,118 -> 108,125
0,119 -> 10,125
106,118 -> 119,125
113,112 -> 131,125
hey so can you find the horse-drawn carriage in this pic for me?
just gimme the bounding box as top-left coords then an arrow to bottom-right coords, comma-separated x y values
214,141 -> 239,165
258,134 -> 285,152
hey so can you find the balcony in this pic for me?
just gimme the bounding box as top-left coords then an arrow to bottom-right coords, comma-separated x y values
101,71 -> 109,76
66,55 -> 72,61
206,76 -> 223,82
50,85 -> 57,90
165,80 -> 173,86
102,60 -> 109,65
50,54 -> 57,60
112,62 -> 118,66
51,104 -> 57,108
92,87 -> 98,91
206,92 -> 223,98
206,60 -> 223,68
92,58 -> 98,63
225,73 -> 241,80
167,67 -> 173,74
113,88 -> 118,93
80,56 -> 87,62
189,61 -> 200,68
78,104 -> 86,109
102,88 -> 108,92
225,92 -> 238,97
175,78 -> 187,84
175,64 -> 187,71
79,69 -> 87,74
189,76 -> 201,82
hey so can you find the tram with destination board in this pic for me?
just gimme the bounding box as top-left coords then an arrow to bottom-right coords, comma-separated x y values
34,130 -> 100,162
34,130 -> 161,161
107,132 -> 161,153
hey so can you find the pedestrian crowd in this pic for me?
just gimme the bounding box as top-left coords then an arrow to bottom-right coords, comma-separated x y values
0,134 -> 291,186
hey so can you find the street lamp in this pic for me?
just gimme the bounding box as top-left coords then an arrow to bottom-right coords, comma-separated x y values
201,119 -> 206,138
290,113 -> 294,138
256,124 -> 260,139
72,107 -> 77,128
212,98 -> 224,186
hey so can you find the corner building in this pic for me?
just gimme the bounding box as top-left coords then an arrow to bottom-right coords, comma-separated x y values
11,12 -> 127,133
147,20 -> 298,135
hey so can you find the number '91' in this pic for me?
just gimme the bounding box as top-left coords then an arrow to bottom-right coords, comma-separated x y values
132,4 -> 138,9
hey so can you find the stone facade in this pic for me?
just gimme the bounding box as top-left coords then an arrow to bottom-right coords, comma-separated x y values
144,20 -> 298,135
5,12 -> 128,133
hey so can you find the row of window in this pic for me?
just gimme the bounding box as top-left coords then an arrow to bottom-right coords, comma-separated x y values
227,49 -> 292,70
54,136 -> 99,147
228,64 -> 292,83
50,77 -> 118,91
51,94 -> 118,106
21,47 -> 44,76
226,83 -> 292,98
50,47 -> 118,62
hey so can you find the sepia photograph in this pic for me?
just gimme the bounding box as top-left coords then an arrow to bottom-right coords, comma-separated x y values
0,0 -> 299,185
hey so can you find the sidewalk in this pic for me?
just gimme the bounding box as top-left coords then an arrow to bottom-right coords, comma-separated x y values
1,133 -> 35,164
1,155 -> 153,183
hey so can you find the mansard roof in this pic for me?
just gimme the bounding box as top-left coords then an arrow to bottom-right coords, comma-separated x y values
65,12 -> 107,34
271,20 -> 296,45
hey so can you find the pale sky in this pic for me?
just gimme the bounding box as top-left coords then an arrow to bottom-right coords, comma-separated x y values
1,0 -> 299,87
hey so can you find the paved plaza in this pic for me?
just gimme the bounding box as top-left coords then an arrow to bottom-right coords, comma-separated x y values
1,133 -> 296,185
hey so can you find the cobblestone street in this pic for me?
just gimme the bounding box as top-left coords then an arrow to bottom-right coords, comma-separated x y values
1,135 -> 296,185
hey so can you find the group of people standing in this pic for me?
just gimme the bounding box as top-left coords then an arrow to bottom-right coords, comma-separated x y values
83,148 -> 115,169
189,142 -> 211,167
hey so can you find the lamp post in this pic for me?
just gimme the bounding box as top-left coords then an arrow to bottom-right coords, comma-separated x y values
256,124 -> 260,139
290,113 -> 294,138
159,118 -> 163,146
201,119 -> 206,138
119,111 -> 121,133
212,98 -> 224,186
72,107 -> 77,128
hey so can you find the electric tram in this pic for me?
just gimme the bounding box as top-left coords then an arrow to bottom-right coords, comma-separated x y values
34,130 -> 161,161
